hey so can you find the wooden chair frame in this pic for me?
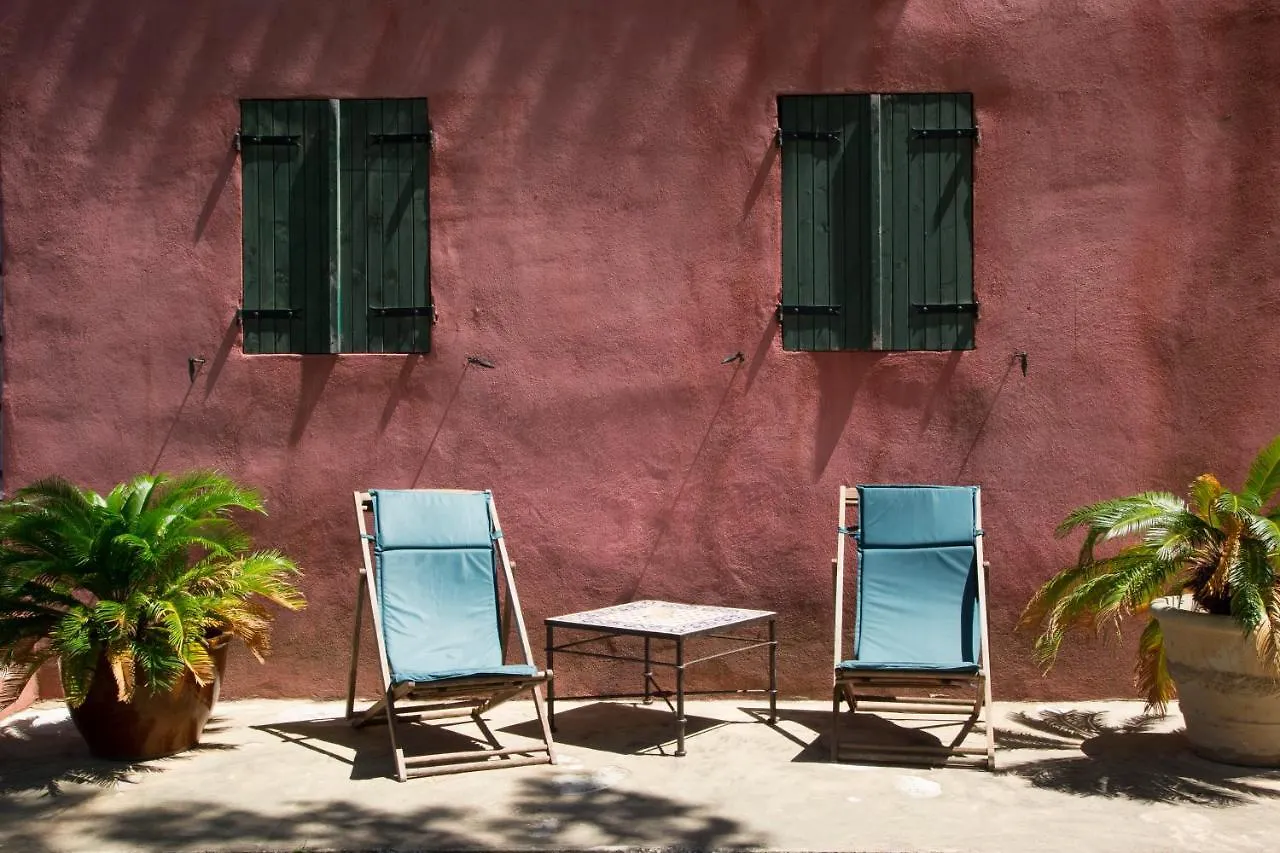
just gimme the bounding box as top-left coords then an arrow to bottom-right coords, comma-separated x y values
831,485 -> 995,770
346,489 -> 556,781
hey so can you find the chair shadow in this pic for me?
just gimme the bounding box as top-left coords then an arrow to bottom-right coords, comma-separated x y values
256,713 -> 545,781
0,714 -> 232,798
502,702 -> 728,757
996,708 -> 1280,805
742,706 -> 956,765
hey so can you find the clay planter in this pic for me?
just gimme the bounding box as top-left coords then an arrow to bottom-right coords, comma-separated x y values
1152,596 -> 1280,767
68,636 -> 230,761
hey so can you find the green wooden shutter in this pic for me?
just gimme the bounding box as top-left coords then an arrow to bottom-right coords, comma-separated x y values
340,99 -> 431,354
779,95 -> 874,351
877,93 -> 975,351
240,100 -> 334,354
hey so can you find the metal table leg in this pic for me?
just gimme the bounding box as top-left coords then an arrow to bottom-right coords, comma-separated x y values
643,636 -> 653,704
675,637 -> 686,757
768,618 -> 778,724
545,623 -> 556,732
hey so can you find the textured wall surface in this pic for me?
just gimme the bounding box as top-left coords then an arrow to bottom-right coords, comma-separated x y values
1,0 -> 1278,703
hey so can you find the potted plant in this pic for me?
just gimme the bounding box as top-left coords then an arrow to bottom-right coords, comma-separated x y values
0,471 -> 304,760
1020,435 -> 1280,766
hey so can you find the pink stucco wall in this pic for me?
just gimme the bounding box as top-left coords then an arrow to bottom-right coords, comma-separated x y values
1,0 -> 1278,703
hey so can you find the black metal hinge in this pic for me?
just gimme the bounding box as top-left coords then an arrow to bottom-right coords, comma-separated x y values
238,308 -> 302,322
912,302 -> 980,316
912,127 -> 979,142
777,304 -> 842,320
368,131 -> 435,149
369,305 -> 437,322
776,129 -> 842,146
233,130 -> 301,151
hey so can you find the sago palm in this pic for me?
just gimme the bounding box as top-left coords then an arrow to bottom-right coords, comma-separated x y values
0,471 -> 304,708
1020,435 -> 1280,710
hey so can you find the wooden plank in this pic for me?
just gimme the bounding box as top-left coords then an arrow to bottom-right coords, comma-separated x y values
954,93 -> 976,350
241,100 -> 263,354
779,97 -> 799,351
868,95 -> 884,349
340,100 -> 367,353
888,95 -> 910,351
268,99 -> 291,354
933,94 -> 954,352
410,100 -> 432,352
797,97 -> 815,351
907,94 -> 927,350
811,95 -> 831,351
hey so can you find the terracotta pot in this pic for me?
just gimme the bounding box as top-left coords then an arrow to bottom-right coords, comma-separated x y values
1152,595 -> 1280,767
68,636 -> 230,761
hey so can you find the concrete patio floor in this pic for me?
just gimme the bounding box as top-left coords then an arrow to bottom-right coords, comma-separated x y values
3,697 -> 1280,852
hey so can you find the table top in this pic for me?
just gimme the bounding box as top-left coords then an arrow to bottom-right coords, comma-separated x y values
545,599 -> 776,638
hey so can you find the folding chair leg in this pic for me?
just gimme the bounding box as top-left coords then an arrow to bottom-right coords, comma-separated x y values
531,685 -> 558,765
383,685 -> 409,782
831,683 -> 841,761
981,676 -> 996,770
346,574 -> 367,720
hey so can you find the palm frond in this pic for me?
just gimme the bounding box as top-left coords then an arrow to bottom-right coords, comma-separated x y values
1135,616 -> 1174,712
1243,434 -> 1280,508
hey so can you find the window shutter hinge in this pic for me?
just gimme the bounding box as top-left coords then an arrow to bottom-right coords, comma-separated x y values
777,304 -> 842,320
775,128 -> 842,147
912,126 -> 980,145
912,301 -> 980,318
233,130 -> 302,152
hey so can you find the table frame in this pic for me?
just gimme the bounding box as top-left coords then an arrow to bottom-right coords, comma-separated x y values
545,605 -> 778,756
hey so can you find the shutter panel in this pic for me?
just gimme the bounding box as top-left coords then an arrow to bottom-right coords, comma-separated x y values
240,100 -> 333,354
878,93 -> 975,351
340,98 -> 431,354
779,95 -> 873,351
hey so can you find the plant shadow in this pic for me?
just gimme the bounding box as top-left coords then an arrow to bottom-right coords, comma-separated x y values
997,709 -> 1280,805
0,713 -> 232,798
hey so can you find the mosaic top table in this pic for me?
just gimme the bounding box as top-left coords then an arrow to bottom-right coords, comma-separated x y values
544,600 -> 778,756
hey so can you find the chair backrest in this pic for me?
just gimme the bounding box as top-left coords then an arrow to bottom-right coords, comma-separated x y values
853,485 -> 981,666
369,489 -> 504,680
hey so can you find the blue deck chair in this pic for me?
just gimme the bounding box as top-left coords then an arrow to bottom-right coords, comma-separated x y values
346,489 -> 555,780
832,485 -> 994,770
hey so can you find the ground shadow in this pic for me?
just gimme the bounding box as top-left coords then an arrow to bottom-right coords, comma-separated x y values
503,701 -> 728,757
257,712 -> 551,781
0,713 -> 230,797
3,712 -> 761,851
997,708 -> 1280,805
744,705 -> 965,766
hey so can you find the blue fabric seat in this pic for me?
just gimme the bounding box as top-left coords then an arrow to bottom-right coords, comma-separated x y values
848,486 -> 981,672
372,489 -> 522,684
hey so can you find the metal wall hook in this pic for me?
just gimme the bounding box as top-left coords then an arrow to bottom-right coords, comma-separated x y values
1014,351 -> 1028,376
467,355 -> 496,369
188,357 -> 207,382
721,351 -> 745,364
